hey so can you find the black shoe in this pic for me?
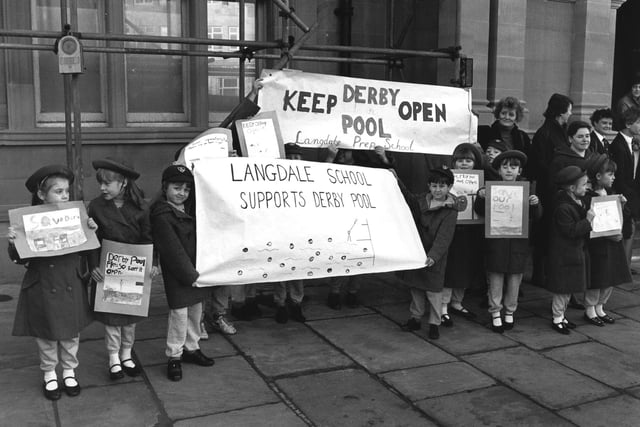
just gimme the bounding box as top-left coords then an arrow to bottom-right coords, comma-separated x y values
289,303 -> 306,322
401,318 -> 421,331
428,324 -> 440,339
583,313 -> 605,327
327,292 -> 342,310
275,306 -> 289,324
552,321 -> 570,335
345,292 -> 360,308
568,298 -> 585,310
167,359 -> 182,381
43,379 -> 61,401
598,314 -> 615,324
109,363 -> 125,381
182,349 -> 214,367
121,359 -> 142,377
563,318 -> 577,329
441,314 -> 453,327
503,314 -> 514,331
450,306 -> 477,319
63,376 -> 81,397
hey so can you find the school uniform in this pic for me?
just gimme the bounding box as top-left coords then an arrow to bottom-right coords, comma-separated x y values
589,131 -> 611,156
150,200 -> 209,359
610,132 -> 640,220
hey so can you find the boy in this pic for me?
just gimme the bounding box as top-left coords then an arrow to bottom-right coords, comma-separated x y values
397,166 -> 465,339
546,166 -> 595,334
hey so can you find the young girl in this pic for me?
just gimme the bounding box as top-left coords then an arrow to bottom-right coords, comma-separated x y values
474,151 -> 541,332
583,155 -> 631,325
442,143 -> 485,325
8,165 -> 94,400
88,158 -> 155,380
150,165 -> 213,381
547,166 -> 595,334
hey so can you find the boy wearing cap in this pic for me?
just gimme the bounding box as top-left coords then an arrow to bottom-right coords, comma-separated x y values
546,165 -> 595,334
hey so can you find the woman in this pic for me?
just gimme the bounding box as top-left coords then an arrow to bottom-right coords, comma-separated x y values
548,120 -> 594,186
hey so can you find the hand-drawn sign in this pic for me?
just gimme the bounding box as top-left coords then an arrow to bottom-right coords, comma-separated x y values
590,195 -> 623,238
451,169 -> 484,224
236,111 -> 285,159
485,181 -> 530,239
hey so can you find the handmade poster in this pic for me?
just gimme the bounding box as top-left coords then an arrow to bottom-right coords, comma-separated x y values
94,239 -> 153,317
193,157 -> 426,286
590,195 -> 623,238
236,111 -> 285,159
177,127 -> 232,167
485,181 -> 530,239
8,201 -> 100,258
451,169 -> 484,224
257,69 -> 476,155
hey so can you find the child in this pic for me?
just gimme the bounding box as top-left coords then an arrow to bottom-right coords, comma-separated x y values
583,155 -> 631,325
547,166 -> 595,334
484,139 -> 508,181
8,165 -> 94,400
474,150 -> 541,332
442,143 -> 485,325
398,167 -> 464,339
88,158 -> 155,380
150,165 -> 213,381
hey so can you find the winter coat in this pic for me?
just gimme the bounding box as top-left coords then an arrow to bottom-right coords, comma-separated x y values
548,146 -> 594,204
546,190 -> 591,294
88,197 -> 153,326
530,118 -> 568,205
10,245 -> 92,340
396,190 -> 461,292
478,121 -> 532,178
584,189 -> 632,289
609,132 -> 640,219
443,224 -> 484,289
149,200 -> 210,310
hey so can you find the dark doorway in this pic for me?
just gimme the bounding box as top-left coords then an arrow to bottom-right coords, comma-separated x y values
612,0 -> 640,113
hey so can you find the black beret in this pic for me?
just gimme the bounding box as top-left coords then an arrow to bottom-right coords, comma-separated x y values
162,164 -> 194,184
585,153 -> 608,177
555,165 -> 586,185
92,157 -> 140,180
486,139 -> 508,153
25,164 -> 74,193
428,166 -> 454,183
284,143 -> 302,156
492,150 -> 527,169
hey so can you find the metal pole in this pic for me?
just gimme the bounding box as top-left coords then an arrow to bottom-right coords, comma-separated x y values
60,0 -> 74,192
239,0 -> 245,99
70,0 -> 83,200
385,0 -> 393,80
273,22 -> 318,70
486,0 -> 498,107
271,0 -> 310,33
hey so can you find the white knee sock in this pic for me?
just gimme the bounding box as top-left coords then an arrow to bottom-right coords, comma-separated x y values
109,352 -> 121,370
586,306 -> 597,318
595,304 -> 606,317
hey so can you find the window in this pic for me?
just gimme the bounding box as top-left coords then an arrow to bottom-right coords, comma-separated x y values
208,26 -> 225,52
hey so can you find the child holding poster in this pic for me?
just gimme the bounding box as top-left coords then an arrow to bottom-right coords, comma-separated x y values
474,150 -> 541,332
7,165 -> 94,400
583,155 -> 631,326
397,167 -> 464,339
88,158 -> 155,380
547,166 -> 595,334
150,165 -> 213,381
442,143 -> 485,325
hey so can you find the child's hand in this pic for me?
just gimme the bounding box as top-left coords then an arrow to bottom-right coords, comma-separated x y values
619,194 -> 628,204
608,233 -> 623,242
529,195 -> 539,206
6,226 -> 17,246
87,217 -> 98,230
388,168 -> 399,180
374,145 -> 389,164
91,267 -> 104,283
150,266 -> 160,279
252,77 -> 264,92
586,209 -> 596,222
425,256 -> 435,268
325,144 -> 339,162
477,188 -> 486,199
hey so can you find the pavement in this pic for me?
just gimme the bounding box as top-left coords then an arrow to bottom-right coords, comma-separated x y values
3,261 -> 640,427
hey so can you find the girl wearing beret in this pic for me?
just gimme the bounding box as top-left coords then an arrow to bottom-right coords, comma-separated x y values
150,165 -> 213,381
88,158 -> 156,380
7,165 -> 95,400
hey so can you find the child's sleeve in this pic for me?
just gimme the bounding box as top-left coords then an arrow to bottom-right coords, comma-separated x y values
395,177 -> 421,219
151,215 -> 199,286
427,210 -> 457,264
7,244 -> 26,265
473,189 -> 486,216
553,205 -> 591,239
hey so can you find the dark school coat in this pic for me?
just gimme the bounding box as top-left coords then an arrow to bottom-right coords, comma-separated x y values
443,223 -> 484,289
547,146 -> 594,204
546,190 -> 591,294
609,132 -> 640,219
396,191 -> 460,292
588,131 -> 610,156
584,189 -> 632,289
150,200 -> 209,309
478,121 -> 532,178
10,245 -> 92,340
88,197 -> 153,326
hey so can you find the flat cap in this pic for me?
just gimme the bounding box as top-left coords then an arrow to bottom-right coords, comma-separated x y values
161,164 -> 194,184
92,157 -> 140,180
428,166 -> 454,184
492,150 -> 528,169
25,164 -> 74,193
487,139 -> 508,153
555,165 -> 586,185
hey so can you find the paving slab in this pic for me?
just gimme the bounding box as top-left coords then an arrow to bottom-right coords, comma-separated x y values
276,368 -> 435,427
616,280 -> 640,292
309,314 -> 455,372
612,305 -> 640,322
133,334 -> 237,368
146,355 -> 279,420
464,346 -> 616,409
0,311 -> 41,369
501,315 -> 589,350
79,320 -> 106,341
518,283 -> 553,302
57,382 -> 161,427
134,314 -> 169,341
545,341 -> 640,389
558,394 -> 640,427
74,339 -> 142,387
228,318 -> 352,377
577,318 -> 640,356
604,287 -> 640,310
0,366 -> 57,426
417,385 -> 573,427
0,284 -> 19,314
174,403 -> 306,427
374,302 -> 518,355
380,361 -> 496,401
357,274 -> 412,306
518,297 -> 555,318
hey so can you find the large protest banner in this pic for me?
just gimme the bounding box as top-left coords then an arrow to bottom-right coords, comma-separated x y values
257,69 -> 475,155
193,158 -> 426,286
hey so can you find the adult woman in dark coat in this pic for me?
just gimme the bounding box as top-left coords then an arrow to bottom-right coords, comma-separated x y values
548,121 -> 595,191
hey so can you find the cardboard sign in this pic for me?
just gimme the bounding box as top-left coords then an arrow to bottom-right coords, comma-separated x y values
8,201 -> 100,258
94,240 -> 153,317
235,111 -> 285,159
485,181 -> 530,239
192,157 -> 426,286
257,69 -> 476,155
178,127 -> 232,167
451,169 -> 484,224
590,195 -> 623,238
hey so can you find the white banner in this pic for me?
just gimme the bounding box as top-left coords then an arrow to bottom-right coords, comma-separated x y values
193,158 -> 426,286
258,69 -> 475,155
